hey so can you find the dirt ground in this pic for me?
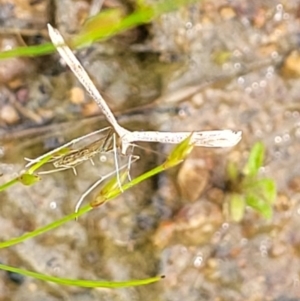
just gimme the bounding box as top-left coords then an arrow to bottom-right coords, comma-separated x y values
1,0 -> 300,300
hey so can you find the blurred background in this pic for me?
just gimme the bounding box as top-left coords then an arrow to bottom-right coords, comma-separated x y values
0,0 -> 300,300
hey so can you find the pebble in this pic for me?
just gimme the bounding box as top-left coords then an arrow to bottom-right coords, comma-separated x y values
177,158 -> 209,202
0,37 -> 32,84
82,101 -> 100,117
253,7 -> 267,28
219,6 -> 236,20
281,50 -> 300,77
288,176 -> 300,192
0,104 -> 20,125
69,86 -> 85,105
16,87 -> 29,104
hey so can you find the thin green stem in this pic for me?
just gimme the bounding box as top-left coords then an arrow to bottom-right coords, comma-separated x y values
0,177 -> 18,192
0,205 -> 91,248
0,263 -> 163,288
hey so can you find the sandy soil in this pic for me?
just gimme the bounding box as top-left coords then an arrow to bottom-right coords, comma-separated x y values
0,1 -> 300,300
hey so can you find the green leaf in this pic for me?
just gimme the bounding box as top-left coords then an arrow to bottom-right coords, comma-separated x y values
229,193 -> 246,222
18,173 -> 40,186
226,161 -> 239,182
74,8 -> 124,47
244,178 -> 276,204
243,142 -> 265,177
245,193 -> 273,219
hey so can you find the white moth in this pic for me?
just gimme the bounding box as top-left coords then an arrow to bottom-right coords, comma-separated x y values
47,24 -> 242,155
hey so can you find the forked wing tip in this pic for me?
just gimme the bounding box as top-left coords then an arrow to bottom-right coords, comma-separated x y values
47,23 -> 54,32
227,130 -> 242,146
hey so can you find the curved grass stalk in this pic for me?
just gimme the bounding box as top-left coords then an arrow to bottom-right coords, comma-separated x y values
0,177 -> 19,192
0,154 -> 53,192
0,263 -> 163,288
0,137 -> 192,288
0,136 -> 193,248
0,204 -> 91,249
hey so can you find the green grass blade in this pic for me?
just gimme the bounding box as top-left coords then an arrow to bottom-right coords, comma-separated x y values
0,132 -> 191,288
0,177 -> 19,192
244,178 -> 277,204
243,142 -> 265,177
245,193 -> 273,219
0,0 -> 200,60
226,161 -> 239,182
229,193 -> 246,222
0,43 -> 54,59
0,205 -> 91,249
0,161 -> 165,246
27,154 -> 53,174
0,263 -> 163,288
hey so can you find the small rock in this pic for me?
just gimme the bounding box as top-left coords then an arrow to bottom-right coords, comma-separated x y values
36,108 -> 54,121
252,7 -> 267,28
0,37 -> 33,84
258,43 -> 278,57
288,176 -> 300,192
274,193 -> 291,212
69,86 -> 85,105
0,104 -> 20,125
16,87 -> 29,104
207,187 -> 225,206
7,78 -> 23,90
219,6 -> 236,20
281,50 -> 300,77
82,101 -> 100,117
270,242 -> 287,257
6,271 -> 25,285
152,221 -> 175,248
177,158 -> 209,202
